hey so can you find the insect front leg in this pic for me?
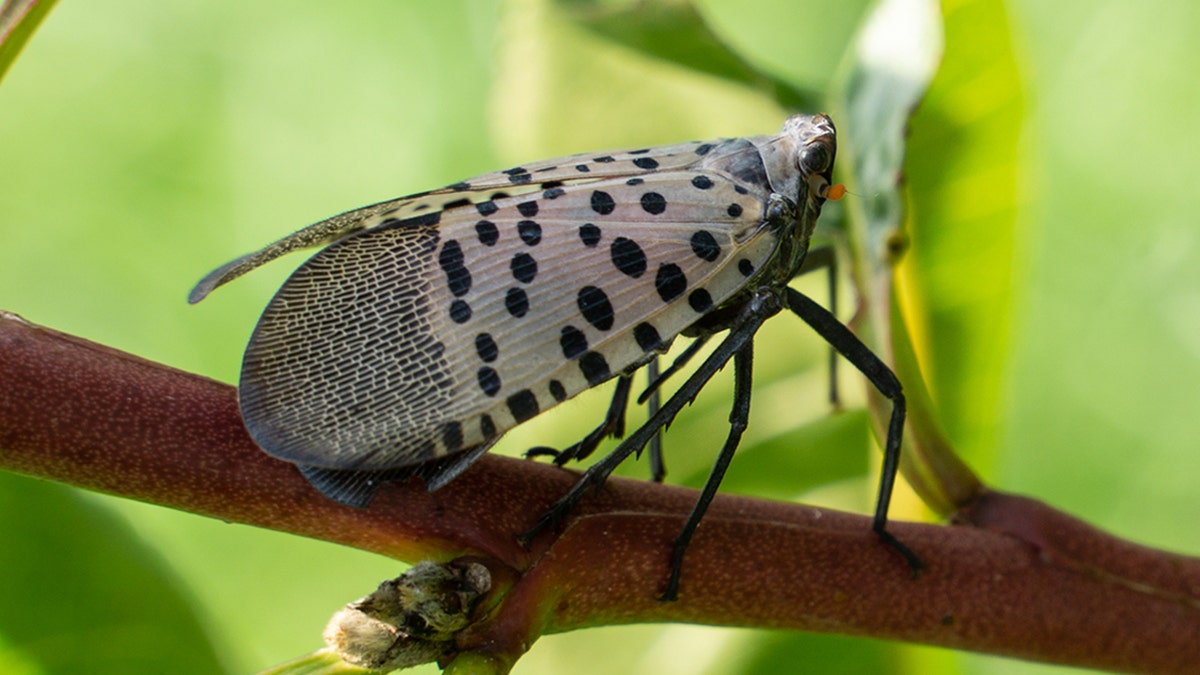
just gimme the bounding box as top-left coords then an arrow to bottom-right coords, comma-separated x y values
783,287 -> 922,574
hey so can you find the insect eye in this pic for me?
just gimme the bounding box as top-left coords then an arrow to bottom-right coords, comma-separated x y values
799,143 -> 832,174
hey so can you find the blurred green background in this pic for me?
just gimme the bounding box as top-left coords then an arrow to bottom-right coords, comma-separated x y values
2,0 -> 1198,673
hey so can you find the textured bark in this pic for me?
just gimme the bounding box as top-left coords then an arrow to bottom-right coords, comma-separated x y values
2,310 -> 1198,673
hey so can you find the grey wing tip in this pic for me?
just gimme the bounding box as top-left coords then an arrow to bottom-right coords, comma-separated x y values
295,444 -> 496,508
187,275 -> 218,304
187,254 -> 256,304
297,465 -> 388,508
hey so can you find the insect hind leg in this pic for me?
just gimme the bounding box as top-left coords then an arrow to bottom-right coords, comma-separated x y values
784,287 -> 922,574
525,373 -> 633,465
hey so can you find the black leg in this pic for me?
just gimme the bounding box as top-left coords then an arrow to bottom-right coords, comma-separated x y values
518,290 -> 779,548
645,357 -> 667,482
784,287 -> 922,574
525,373 -> 633,464
659,340 -> 754,601
636,335 -> 710,405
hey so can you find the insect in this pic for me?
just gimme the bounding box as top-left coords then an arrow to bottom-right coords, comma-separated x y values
190,114 -> 919,599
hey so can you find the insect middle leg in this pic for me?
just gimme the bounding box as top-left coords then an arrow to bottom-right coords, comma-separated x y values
659,340 -> 754,601
517,290 -> 778,570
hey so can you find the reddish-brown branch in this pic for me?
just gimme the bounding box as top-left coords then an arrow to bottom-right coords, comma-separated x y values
1,310 -> 1198,673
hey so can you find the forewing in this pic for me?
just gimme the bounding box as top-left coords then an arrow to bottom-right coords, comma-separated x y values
238,167 -> 785,472
188,138 -> 740,303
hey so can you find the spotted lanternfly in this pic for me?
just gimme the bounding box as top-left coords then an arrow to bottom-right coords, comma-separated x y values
190,114 -> 919,600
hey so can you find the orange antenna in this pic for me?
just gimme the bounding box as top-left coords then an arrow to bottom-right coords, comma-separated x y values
827,183 -> 847,200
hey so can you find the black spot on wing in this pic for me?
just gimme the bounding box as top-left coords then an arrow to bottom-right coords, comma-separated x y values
610,237 -> 647,278
477,367 -> 501,396
476,220 -> 499,246
438,240 -> 471,297
411,211 -> 442,226
475,333 -> 498,362
655,264 -> 687,303
591,191 -> 616,215
518,221 -> 542,245
505,288 -> 529,317
691,231 -> 721,262
450,299 -> 472,323
442,421 -> 464,452
480,414 -> 496,438
579,351 -> 611,386
579,223 -> 601,247
578,286 -> 615,331
511,252 -> 538,283
640,192 -> 667,215
560,325 -> 588,359
507,389 -> 540,423
504,167 -> 532,185
633,323 -> 662,352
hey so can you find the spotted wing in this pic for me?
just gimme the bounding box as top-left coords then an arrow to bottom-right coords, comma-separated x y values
187,138 -> 745,304
237,164 -> 786,475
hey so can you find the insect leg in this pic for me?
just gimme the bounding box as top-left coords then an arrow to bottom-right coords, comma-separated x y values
783,287 -> 922,573
518,291 -> 777,549
659,340 -> 754,601
796,246 -> 840,408
636,334 -> 711,405
645,357 -> 667,482
526,374 -> 633,465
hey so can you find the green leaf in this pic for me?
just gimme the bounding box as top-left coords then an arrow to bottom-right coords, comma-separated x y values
904,0 -> 1022,466
0,473 -> 224,675
556,0 -> 818,110
691,410 -> 872,500
830,0 -> 943,276
0,0 -> 57,84
489,0 -> 789,160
